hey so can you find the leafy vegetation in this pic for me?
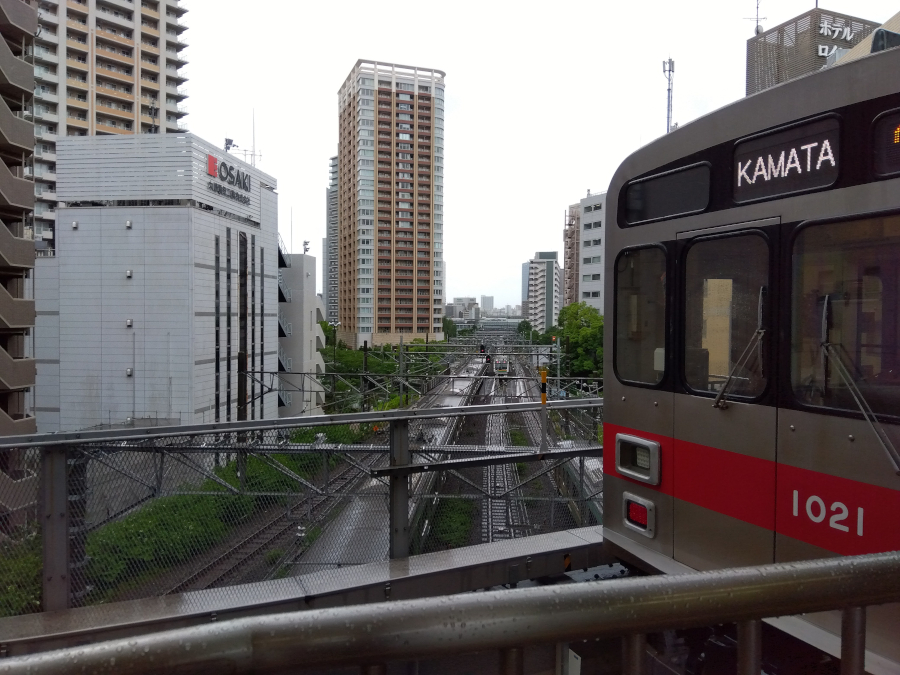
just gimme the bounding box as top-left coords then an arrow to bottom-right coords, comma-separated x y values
517,303 -> 604,377
510,428 -> 529,447
84,451 -> 332,602
430,498 -> 475,549
0,527 -> 42,617
442,316 -> 457,339
556,302 -> 604,376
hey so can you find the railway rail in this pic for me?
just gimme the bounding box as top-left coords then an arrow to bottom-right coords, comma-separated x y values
165,451 -> 384,593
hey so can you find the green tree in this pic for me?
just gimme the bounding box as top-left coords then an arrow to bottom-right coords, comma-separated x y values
556,302 -> 604,376
516,319 -> 533,336
319,320 -> 335,347
442,316 -> 457,339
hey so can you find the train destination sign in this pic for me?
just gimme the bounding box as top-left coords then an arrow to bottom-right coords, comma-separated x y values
733,117 -> 840,203
873,110 -> 900,177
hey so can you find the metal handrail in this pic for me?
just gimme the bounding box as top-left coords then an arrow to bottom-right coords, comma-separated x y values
5,551 -> 899,674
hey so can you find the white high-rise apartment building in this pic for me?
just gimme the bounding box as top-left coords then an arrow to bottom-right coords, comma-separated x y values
480,295 -> 493,312
579,192 -> 605,313
336,60 -> 445,347
30,0 -> 189,252
525,252 -> 561,333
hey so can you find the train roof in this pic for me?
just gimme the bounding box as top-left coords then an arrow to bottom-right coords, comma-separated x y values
608,46 -> 900,202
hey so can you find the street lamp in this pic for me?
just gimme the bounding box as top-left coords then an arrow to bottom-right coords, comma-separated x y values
328,321 -> 341,368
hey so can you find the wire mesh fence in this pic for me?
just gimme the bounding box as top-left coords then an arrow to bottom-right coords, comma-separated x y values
0,399 -> 602,619
0,447 -> 41,618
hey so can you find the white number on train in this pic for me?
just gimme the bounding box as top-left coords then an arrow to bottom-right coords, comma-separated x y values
792,490 -> 863,536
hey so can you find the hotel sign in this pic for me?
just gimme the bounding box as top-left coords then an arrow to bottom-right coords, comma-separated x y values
206,154 -> 251,205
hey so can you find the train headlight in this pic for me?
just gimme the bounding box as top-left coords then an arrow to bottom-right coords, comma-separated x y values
635,447 -> 651,470
615,434 -> 661,485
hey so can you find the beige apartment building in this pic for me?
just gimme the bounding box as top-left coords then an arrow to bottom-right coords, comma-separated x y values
562,203 -> 579,307
335,60 -> 445,348
28,0 -> 188,251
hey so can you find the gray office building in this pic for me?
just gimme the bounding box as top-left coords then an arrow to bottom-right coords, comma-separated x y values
35,134 -> 280,431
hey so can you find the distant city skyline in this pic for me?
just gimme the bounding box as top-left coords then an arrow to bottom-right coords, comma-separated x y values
180,0 -> 896,307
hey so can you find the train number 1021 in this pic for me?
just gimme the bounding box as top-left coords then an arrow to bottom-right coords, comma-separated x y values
792,490 -> 863,536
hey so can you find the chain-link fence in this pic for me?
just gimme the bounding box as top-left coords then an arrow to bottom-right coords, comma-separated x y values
0,398 -> 602,619
0,446 -> 41,617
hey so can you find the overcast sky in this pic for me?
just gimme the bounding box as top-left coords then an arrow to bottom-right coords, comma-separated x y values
181,0 -> 896,307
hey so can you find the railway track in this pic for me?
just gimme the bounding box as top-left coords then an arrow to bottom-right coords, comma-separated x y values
166,451 -> 383,593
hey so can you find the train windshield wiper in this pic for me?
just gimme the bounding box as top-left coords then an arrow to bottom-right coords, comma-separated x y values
712,286 -> 766,410
819,296 -> 900,475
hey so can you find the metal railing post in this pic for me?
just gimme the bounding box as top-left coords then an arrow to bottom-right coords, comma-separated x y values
389,419 -> 410,559
622,633 -> 647,675
40,444 -> 69,611
841,606 -> 866,675
499,647 -> 524,675
737,619 -> 762,675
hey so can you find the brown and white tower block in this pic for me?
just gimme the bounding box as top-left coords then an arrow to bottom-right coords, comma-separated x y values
335,60 -> 445,347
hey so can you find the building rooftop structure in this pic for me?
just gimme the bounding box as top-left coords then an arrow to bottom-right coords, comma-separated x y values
746,7 -> 878,96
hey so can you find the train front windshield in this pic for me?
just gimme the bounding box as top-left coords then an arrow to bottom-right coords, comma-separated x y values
791,214 -> 900,417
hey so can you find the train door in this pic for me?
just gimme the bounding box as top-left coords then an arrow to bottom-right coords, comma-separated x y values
672,225 -> 777,570
604,245 -> 675,560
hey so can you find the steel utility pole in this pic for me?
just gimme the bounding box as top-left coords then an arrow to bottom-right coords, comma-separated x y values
663,58 -> 675,133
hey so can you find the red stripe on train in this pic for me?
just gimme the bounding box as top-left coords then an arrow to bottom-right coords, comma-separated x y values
776,464 -> 900,555
675,439 -> 775,531
603,423 -> 900,555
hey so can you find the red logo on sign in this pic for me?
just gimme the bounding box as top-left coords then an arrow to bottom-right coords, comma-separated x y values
207,154 -> 218,177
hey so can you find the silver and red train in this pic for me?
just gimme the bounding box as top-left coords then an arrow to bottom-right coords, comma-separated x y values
603,44 -> 900,672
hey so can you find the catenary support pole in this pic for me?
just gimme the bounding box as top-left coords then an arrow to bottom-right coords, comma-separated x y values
540,368 -> 548,452
389,419 -> 410,559
41,445 -> 70,611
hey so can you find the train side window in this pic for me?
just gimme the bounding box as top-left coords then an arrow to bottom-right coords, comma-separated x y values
615,247 -> 666,385
683,234 -> 769,397
791,216 -> 900,418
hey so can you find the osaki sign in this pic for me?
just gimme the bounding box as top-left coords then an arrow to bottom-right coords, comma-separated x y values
733,117 -> 840,203
206,154 -> 251,205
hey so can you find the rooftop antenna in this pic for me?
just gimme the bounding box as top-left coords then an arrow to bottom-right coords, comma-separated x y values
744,0 -> 767,35
229,113 -> 263,165
663,58 -> 675,134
